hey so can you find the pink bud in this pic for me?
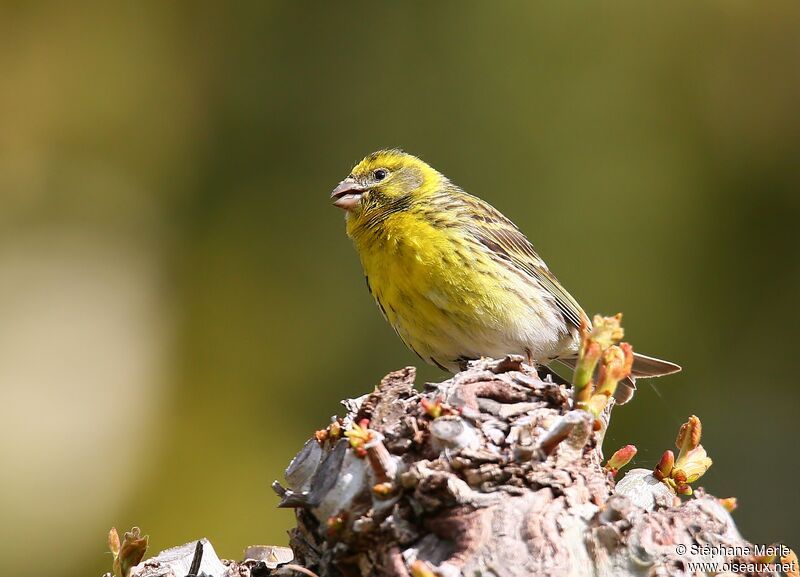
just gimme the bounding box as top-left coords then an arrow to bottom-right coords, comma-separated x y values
606,445 -> 637,475
654,450 -> 675,480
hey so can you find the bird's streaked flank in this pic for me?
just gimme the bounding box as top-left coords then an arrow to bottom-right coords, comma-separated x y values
331,149 -> 680,402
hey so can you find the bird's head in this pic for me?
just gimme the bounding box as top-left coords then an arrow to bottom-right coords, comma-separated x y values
330,149 -> 442,216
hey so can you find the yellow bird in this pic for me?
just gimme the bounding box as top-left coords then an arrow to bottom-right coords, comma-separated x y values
331,149 -> 680,402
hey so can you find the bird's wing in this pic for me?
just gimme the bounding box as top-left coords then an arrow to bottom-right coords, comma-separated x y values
457,192 -> 587,331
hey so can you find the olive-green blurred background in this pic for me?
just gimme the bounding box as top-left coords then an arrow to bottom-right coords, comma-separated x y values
2,2 -> 799,576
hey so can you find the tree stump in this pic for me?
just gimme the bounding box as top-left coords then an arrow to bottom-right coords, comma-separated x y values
273,357 -> 786,577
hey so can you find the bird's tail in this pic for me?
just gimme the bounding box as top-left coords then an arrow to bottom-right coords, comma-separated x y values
555,352 -> 681,405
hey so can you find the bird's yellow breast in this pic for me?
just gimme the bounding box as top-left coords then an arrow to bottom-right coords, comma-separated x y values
346,209 -> 543,369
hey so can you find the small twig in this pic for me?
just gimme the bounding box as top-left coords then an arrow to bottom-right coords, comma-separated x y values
384,546 -> 412,577
282,564 -> 321,577
186,540 -> 203,577
536,411 -> 587,458
365,433 -> 395,483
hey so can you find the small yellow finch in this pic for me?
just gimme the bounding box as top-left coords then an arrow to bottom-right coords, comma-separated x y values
331,149 -> 680,402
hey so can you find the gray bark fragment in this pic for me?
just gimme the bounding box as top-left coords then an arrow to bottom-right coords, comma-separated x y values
131,539 -> 227,577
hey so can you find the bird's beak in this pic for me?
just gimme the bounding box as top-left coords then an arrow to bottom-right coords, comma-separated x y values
330,178 -> 365,210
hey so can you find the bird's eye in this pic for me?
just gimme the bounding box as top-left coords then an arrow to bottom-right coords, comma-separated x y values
373,169 -> 388,181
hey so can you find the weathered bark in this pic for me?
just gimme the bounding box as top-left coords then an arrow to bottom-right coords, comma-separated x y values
128,358 -> 787,577
272,358 -> 782,577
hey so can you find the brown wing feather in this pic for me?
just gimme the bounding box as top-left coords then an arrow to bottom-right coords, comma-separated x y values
453,190 -> 587,330
441,188 -> 681,406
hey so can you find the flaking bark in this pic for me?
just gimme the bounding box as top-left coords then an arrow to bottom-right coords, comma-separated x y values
272,358 -> 779,577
